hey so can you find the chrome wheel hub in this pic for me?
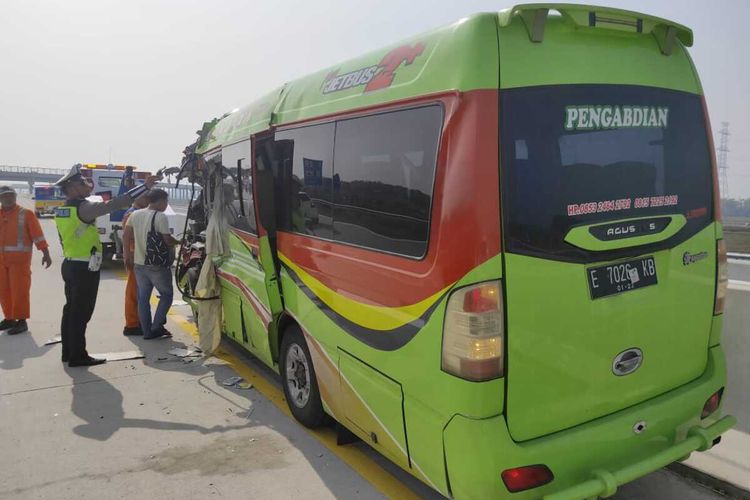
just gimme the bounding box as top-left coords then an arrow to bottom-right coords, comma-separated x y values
285,343 -> 311,408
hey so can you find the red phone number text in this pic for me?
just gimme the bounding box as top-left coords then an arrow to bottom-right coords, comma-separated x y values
567,195 -> 678,216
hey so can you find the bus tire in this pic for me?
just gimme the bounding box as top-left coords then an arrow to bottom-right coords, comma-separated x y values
280,325 -> 327,428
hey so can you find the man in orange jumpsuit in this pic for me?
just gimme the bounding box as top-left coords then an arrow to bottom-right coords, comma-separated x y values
122,194 -> 149,335
0,186 -> 52,335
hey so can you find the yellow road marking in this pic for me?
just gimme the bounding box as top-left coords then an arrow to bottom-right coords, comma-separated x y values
115,267 -> 421,500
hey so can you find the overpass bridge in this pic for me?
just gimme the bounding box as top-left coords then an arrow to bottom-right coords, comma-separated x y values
0,165 -> 65,184
0,165 -> 194,200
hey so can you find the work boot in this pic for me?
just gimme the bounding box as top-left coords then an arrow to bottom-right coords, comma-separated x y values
123,326 -> 143,336
7,320 -> 28,335
68,356 -> 106,367
0,319 -> 15,330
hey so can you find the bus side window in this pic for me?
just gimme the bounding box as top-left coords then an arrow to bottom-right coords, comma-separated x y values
274,123 -> 334,239
332,105 -> 442,258
237,160 -> 257,234
221,141 -> 257,234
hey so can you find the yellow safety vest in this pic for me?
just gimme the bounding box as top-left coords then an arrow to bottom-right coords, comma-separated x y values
55,204 -> 102,259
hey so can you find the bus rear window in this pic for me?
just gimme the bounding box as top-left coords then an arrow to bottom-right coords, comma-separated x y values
500,85 -> 713,262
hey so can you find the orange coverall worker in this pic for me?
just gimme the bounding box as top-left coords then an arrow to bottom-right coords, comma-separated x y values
0,205 -> 49,321
123,208 -> 140,334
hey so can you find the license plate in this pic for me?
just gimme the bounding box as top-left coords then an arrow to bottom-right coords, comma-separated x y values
587,256 -> 657,299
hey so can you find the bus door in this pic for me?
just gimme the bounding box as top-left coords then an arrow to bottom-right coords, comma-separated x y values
216,137 -> 283,367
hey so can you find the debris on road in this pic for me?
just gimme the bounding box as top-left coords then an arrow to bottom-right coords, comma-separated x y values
167,347 -> 202,358
220,376 -> 254,390
90,351 -> 145,361
222,376 -> 243,387
44,336 -> 62,345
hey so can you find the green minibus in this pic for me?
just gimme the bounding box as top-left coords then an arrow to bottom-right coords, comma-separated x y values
180,4 -> 735,498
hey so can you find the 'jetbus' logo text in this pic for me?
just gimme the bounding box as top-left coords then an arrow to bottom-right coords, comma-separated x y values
322,42 -> 425,95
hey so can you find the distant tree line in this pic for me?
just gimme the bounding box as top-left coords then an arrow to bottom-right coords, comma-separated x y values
722,198 -> 750,217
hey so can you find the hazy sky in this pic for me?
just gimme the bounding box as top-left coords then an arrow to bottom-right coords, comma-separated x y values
2,0 -> 749,197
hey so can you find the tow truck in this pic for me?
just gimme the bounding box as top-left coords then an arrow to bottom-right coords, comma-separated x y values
79,163 -> 177,260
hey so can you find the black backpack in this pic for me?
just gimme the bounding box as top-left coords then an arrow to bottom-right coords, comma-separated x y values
144,211 -> 173,267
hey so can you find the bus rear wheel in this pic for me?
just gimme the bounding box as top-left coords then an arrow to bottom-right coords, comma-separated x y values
280,325 -> 327,428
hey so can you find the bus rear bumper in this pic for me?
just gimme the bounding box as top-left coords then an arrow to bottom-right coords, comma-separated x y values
442,345 -> 733,499
545,415 -> 735,500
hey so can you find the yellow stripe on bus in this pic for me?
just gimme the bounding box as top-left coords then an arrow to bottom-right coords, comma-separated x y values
279,252 -> 450,331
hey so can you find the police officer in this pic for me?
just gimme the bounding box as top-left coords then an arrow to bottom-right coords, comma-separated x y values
55,164 -> 160,367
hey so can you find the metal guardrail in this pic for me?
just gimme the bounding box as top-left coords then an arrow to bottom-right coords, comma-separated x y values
0,166 -> 195,200
157,183 -> 197,201
728,253 -> 750,261
0,165 -> 68,183
0,165 -> 68,175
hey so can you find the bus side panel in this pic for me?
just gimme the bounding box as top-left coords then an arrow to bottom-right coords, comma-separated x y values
273,89 -> 502,496
300,325 -> 345,419
220,288 -> 243,343
217,232 -> 276,367
338,349 -> 410,469
278,247 -> 504,497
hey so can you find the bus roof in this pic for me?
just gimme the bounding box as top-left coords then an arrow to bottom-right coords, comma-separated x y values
197,4 -> 694,154
197,13 -> 498,153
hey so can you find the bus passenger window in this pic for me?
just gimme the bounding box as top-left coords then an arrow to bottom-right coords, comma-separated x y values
220,141 -> 257,234
332,105 -> 442,258
223,180 -> 257,234
275,123 -> 334,239
234,165 -> 257,234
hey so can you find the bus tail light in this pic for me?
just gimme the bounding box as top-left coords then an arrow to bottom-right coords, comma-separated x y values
702,388 -> 724,419
714,240 -> 728,315
442,281 -> 504,381
501,464 -> 554,493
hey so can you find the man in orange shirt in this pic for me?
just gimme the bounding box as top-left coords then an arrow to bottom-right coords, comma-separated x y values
122,194 -> 149,335
0,186 -> 52,335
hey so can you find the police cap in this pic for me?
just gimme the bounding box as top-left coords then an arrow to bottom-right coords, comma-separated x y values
55,164 -> 85,186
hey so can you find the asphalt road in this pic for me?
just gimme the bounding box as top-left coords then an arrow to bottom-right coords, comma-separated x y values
0,203 -> 734,500
730,260 -> 750,282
